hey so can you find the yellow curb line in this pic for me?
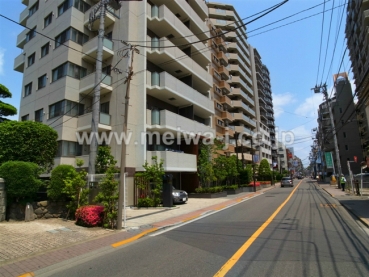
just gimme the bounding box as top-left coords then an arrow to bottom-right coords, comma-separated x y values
111,227 -> 158,248
18,273 -> 34,277
182,215 -> 200,222
358,217 -> 369,227
214,205 -> 226,211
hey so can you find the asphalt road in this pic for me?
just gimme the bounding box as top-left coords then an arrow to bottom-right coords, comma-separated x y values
36,179 -> 369,277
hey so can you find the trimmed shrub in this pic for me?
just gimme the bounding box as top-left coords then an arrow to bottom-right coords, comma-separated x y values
0,161 -> 42,202
195,186 -> 223,193
75,205 -> 104,227
137,197 -> 155,208
223,185 -> 238,190
47,164 -> 76,201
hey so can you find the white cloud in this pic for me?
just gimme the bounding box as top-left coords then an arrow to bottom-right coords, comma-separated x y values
272,92 -> 297,118
294,93 -> 324,118
0,48 -> 5,75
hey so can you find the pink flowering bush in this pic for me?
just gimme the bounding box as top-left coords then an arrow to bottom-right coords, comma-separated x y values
75,205 -> 104,227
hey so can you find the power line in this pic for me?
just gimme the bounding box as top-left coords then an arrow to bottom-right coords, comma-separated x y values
0,14 -> 112,67
320,0 -> 336,85
135,0 -> 289,49
315,0 -> 327,85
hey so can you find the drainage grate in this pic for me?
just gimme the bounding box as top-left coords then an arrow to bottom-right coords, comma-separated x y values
320,203 -> 336,208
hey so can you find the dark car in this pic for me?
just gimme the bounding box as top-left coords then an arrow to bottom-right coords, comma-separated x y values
297,176 -> 303,179
281,177 -> 293,187
172,186 -> 188,204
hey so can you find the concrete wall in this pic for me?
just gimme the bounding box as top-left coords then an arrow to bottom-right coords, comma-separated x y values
0,178 -> 5,222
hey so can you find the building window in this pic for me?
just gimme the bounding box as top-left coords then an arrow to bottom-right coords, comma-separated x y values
24,82 -> 32,97
41,43 -> 49,58
21,114 -> 29,121
29,1 -> 39,17
55,27 -> 89,48
343,132 -> 346,138
74,0 -> 91,13
339,107 -> 342,113
44,13 -> 52,28
58,0 -> 73,16
52,62 -> 87,82
100,102 -> 110,114
27,52 -> 35,67
26,27 -> 36,43
345,145 -> 348,151
56,141 -> 83,157
35,109 -> 43,122
49,100 -> 84,119
38,74 -> 47,89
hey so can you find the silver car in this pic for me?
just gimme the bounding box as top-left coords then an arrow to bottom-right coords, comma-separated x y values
281,177 -> 293,187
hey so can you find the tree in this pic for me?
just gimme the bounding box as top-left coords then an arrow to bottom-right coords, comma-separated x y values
0,84 -> 17,122
95,145 -> 117,174
198,143 -> 216,187
94,166 -> 119,228
142,156 -> 165,207
239,165 -> 252,185
258,159 -> 272,181
0,121 -> 58,172
213,155 -> 228,186
0,161 -> 42,203
63,159 -> 89,219
47,165 -> 76,201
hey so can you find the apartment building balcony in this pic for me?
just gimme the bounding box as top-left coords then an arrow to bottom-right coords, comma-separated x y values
232,113 -> 256,128
84,4 -> 117,31
211,18 -> 236,30
220,95 -> 233,108
16,28 -> 28,49
221,111 -> 233,122
231,88 -> 255,106
14,52 -> 25,73
189,0 -> 208,20
217,51 -> 229,66
218,80 -> 231,94
76,112 -> 111,132
232,100 -> 255,117
266,113 -> 274,119
22,0 -> 29,5
147,37 -> 212,89
225,125 -> 235,137
209,7 -> 235,18
261,113 -> 268,121
19,7 -> 28,26
148,4 -> 210,67
266,120 -> 274,127
82,37 -> 114,63
215,37 -> 227,52
231,76 -> 254,96
211,67 -> 229,82
234,125 -> 254,137
270,128 -> 276,135
265,104 -> 273,112
233,153 -> 252,162
147,109 -> 215,136
146,150 -> 197,172
146,71 -> 213,116
79,73 -> 112,96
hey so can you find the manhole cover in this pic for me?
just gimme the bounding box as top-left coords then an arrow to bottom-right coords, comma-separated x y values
320,203 -> 336,208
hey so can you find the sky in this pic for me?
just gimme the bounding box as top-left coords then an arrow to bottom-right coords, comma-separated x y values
0,0 -> 354,167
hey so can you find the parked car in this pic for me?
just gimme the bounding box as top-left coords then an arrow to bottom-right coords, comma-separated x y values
281,177 -> 293,187
297,175 -> 304,179
172,186 -> 188,204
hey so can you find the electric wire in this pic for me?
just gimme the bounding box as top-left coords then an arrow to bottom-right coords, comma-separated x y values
320,0 -> 336,85
316,0 -> 327,85
0,14 -> 112,67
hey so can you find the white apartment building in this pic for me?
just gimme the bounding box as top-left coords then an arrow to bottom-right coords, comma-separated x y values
14,0 -> 215,191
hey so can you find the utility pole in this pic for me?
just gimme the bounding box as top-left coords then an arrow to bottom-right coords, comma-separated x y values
313,84 -> 342,187
117,43 -> 139,230
87,0 -> 121,178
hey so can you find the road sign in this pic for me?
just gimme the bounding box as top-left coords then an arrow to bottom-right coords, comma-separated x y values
324,152 -> 333,168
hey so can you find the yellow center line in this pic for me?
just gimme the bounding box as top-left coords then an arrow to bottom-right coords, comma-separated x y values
214,180 -> 303,277
111,227 -> 158,248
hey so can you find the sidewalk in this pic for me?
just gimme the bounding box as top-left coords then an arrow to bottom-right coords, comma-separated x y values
0,185 -> 278,277
317,180 -> 369,228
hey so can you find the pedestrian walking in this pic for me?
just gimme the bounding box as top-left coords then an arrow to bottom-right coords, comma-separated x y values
340,175 -> 346,191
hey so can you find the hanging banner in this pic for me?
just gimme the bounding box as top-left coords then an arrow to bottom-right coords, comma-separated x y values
324,152 -> 333,168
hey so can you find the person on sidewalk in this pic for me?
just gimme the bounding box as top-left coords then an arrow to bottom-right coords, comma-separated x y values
340,175 -> 346,192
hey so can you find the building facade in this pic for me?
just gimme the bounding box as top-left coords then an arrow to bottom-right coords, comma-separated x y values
15,0 -> 215,192
345,0 -> 369,160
